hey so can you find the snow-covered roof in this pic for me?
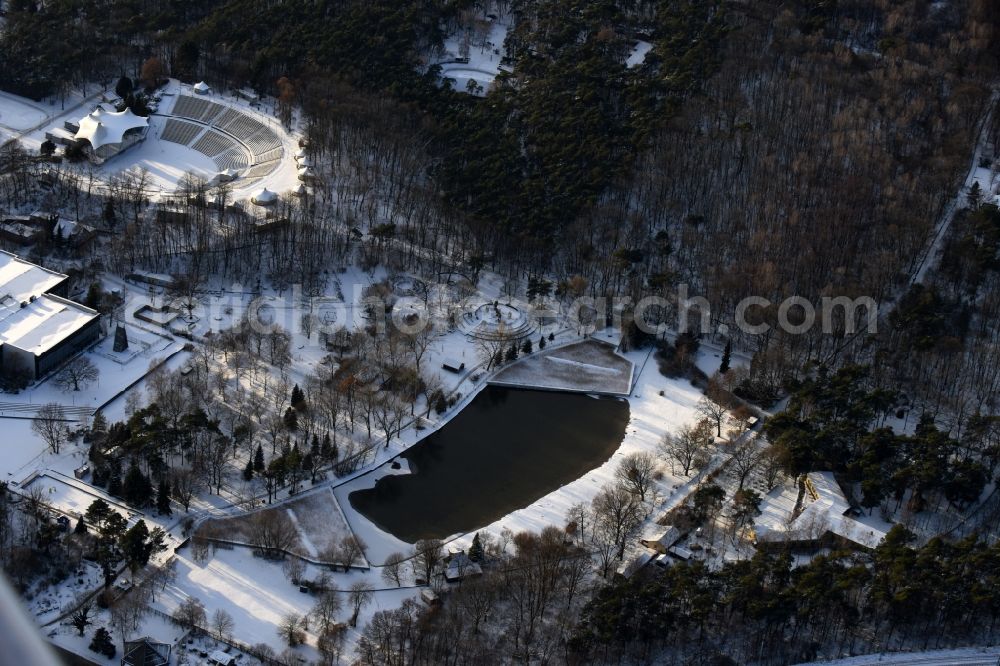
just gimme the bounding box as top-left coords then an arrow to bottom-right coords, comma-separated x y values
0,251 -> 66,323
641,525 -> 681,548
617,548 -> 656,578
123,637 -> 170,666
0,294 -> 98,355
755,472 -> 889,550
251,188 -> 278,205
193,81 -> 211,93
445,553 -> 483,581
74,107 -> 148,150
208,650 -> 235,665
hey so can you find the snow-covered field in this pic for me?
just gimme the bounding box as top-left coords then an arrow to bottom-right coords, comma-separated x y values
491,338 -> 634,394
22,472 -> 139,522
0,90 -> 49,139
202,488 -> 360,564
153,547 -> 419,660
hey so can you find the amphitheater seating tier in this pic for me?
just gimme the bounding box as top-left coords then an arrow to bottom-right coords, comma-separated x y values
255,148 -> 284,164
243,161 -> 280,179
171,95 -> 225,123
215,147 -> 250,171
192,130 -> 236,158
166,94 -> 288,176
160,119 -> 203,146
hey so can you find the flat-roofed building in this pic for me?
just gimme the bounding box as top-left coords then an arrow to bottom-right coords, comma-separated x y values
0,251 -> 101,379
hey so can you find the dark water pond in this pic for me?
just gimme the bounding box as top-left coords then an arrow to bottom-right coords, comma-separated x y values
349,386 -> 630,543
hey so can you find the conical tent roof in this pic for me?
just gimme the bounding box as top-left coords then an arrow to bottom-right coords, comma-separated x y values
252,188 -> 278,205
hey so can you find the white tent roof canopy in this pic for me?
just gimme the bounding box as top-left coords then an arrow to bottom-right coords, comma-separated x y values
74,107 -> 148,150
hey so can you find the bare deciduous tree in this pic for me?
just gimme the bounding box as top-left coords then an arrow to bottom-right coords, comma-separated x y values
54,356 -> 99,392
32,404 -> 68,454
172,596 -> 206,634
615,451 -> 658,502
456,576 -> 497,634
659,418 -> 714,476
324,534 -> 367,572
311,590 -> 343,634
169,468 -> 200,512
591,483 -> 643,563
109,588 -> 150,647
381,551 -> 406,587
760,446 -> 784,490
697,393 -> 729,438
247,510 -> 298,557
278,612 -> 305,646
212,608 -> 234,642
412,538 -> 443,585
348,580 -> 374,627
731,440 -> 764,491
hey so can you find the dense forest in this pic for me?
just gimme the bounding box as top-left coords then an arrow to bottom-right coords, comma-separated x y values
2,0 -> 996,398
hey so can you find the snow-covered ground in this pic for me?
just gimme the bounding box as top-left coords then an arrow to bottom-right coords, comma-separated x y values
434,11 -> 511,95
971,165 -> 999,205
795,646 -> 1000,665
22,472 -> 139,522
0,252 -> 755,663
48,601 -> 184,665
202,488 -> 360,563
152,547 -> 419,660
97,125 -> 219,191
0,90 -> 49,141
491,338 -> 634,394
0,327 -> 183,486
626,40 -> 653,68
28,559 -> 104,623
